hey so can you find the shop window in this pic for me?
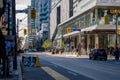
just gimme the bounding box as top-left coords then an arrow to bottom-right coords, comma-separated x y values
98,8 -> 120,25
99,34 -> 108,48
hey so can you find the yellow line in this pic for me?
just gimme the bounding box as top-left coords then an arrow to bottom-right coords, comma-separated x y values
42,67 -> 70,80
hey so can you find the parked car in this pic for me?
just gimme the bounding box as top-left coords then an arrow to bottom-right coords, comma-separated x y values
89,48 -> 107,60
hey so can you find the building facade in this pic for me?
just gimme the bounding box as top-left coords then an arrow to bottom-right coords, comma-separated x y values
52,0 -> 120,54
50,0 -> 73,41
39,0 -> 51,40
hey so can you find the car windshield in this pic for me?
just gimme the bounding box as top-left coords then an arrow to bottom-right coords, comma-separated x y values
97,49 -> 105,52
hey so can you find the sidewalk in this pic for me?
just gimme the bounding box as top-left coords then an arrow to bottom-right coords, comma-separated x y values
46,52 -> 116,60
46,52 -> 89,58
0,56 -> 22,80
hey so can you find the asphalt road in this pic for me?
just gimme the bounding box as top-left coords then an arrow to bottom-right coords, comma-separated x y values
23,57 -> 93,80
22,52 -> 120,80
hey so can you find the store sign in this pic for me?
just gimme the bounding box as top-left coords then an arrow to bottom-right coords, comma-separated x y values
110,9 -> 120,14
0,0 -> 3,8
72,28 -> 81,32
66,27 -> 71,34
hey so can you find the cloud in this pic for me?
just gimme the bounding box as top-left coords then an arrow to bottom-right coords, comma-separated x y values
16,0 -> 31,5
16,0 -> 31,10
16,5 -> 28,10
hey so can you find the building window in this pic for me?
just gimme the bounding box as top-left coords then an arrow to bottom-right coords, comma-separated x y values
69,0 -> 73,17
57,6 -> 61,24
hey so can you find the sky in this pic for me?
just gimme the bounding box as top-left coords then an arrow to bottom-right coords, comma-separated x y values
16,0 -> 31,37
16,0 -> 31,10
16,0 -> 31,46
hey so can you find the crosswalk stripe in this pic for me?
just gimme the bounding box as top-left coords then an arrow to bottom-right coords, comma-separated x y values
42,67 -> 69,80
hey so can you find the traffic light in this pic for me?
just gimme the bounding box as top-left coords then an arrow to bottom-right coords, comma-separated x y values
31,9 -> 36,19
118,28 -> 120,35
24,29 -> 27,35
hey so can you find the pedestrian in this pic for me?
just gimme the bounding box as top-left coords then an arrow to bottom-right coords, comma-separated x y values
78,43 -> 81,55
114,47 -> 120,60
76,48 -> 80,57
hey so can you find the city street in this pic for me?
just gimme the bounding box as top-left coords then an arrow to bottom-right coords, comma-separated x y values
22,52 -> 120,80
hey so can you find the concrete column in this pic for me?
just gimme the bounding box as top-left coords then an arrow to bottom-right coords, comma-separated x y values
95,34 -> 99,48
95,8 -> 98,22
81,36 -> 86,54
87,34 -> 90,54
90,12 -> 93,23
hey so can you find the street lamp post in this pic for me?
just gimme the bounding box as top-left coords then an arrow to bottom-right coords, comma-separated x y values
115,10 -> 118,49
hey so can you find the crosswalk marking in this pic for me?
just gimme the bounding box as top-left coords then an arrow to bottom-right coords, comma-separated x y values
42,67 -> 69,80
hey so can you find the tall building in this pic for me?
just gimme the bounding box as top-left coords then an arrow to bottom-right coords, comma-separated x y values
52,0 -> 120,54
73,0 -> 82,15
39,0 -> 51,40
50,0 -> 73,41
27,0 -> 36,48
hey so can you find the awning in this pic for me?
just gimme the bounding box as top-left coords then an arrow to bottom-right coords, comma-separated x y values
81,24 -> 119,32
63,31 -> 80,38
81,25 -> 97,32
55,31 -> 80,40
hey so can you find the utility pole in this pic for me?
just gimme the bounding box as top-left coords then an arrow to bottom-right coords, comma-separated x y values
12,0 -> 17,70
115,10 -> 118,49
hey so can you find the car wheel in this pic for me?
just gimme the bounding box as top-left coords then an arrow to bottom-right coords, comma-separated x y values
104,58 -> 107,61
93,57 -> 97,60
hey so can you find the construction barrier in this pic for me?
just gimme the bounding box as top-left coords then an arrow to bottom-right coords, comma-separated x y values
22,56 -> 41,67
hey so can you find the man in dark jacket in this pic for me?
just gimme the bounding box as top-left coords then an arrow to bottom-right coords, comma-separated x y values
114,47 -> 119,60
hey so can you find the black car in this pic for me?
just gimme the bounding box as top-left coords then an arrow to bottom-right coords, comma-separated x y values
89,48 -> 107,60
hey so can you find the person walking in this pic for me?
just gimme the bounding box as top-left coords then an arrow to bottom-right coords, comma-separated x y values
114,47 -> 120,60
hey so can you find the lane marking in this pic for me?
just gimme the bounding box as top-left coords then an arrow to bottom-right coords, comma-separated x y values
54,65 -> 58,68
42,67 -> 69,80
67,71 -> 78,76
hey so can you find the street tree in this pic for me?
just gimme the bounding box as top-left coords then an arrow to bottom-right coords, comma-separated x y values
42,39 -> 52,50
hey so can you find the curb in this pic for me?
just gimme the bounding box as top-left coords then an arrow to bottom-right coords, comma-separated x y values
18,58 -> 23,80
